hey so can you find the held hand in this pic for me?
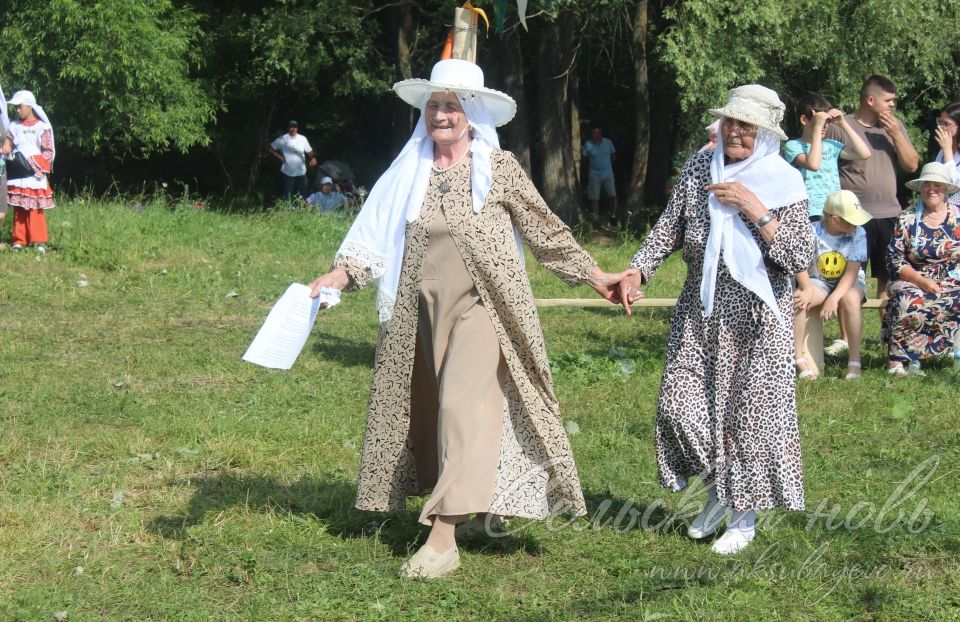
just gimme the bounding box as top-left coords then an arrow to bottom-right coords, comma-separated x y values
587,267 -> 641,314
615,270 -> 645,316
308,158 -> 318,167
819,296 -> 839,321
308,268 -> 350,307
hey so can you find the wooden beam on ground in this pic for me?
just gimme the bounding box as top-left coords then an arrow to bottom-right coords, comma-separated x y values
534,298 -> 678,308
535,298 -> 887,309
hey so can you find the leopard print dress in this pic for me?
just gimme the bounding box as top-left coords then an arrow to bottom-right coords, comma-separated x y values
334,150 -> 594,519
631,150 -> 814,511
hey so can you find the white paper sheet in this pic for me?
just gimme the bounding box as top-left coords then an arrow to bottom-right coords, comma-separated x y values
242,283 -> 338,370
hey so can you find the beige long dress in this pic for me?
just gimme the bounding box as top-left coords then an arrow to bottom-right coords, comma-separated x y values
411,178 -> 508,524
334,149 -> 595,520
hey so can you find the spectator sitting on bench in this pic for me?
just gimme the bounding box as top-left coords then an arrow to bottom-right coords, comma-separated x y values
794,190 -> 872,380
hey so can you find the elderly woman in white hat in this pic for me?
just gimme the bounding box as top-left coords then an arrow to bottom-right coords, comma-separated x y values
6,90 -> 55,252
307,59 -> 634,578
617,85 -> 815,555
882,162 -> 960,376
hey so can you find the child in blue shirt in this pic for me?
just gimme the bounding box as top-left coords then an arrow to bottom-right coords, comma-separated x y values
783,93 -> 871,220
793,190 -> 872,380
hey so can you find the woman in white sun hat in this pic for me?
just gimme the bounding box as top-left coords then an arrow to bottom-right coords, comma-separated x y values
617,85 -> 815,555
882,161 -> 960,376
307,59 -> 635,579
6,90 -> 55,252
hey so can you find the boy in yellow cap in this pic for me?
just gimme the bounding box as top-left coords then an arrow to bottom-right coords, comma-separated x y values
793,189 -> 873,379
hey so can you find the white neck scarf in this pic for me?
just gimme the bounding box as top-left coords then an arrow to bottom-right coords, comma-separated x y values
700,125 -> 807,325
336,94 -> 507,323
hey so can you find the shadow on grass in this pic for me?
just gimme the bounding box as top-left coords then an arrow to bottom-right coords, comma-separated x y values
147,472 -> 540,557
310,331 -> 375,367
580,489 -> 688,538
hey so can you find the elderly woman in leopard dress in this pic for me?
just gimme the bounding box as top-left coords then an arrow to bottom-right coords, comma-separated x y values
618,85 -> 815,555
307,59 -> 634,579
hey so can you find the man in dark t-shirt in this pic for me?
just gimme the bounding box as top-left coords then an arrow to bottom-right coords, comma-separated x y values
826,75 -> 919,355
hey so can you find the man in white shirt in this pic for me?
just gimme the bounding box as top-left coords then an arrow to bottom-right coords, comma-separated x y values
267,120 -> 317,199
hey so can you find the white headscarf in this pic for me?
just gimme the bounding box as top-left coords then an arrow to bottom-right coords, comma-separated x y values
336,93 -> 515,324
700,122 -> 807,325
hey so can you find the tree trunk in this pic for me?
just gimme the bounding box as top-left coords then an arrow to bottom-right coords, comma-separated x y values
627,0 -> 650,220
246,100 -> 275,197
494,28 -> 532,172
532,11 -> 581,225
393,4 -> 418,149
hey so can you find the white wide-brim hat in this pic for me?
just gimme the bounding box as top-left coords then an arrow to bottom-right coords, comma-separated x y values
394,59 -> 517,127
709,84 -> 788,141
905,161 -> 960,195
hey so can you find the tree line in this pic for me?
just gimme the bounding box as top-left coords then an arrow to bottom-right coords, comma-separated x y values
2,0 -> 958,224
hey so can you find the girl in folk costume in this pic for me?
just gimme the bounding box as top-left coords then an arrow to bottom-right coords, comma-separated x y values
7,90 -> 55,252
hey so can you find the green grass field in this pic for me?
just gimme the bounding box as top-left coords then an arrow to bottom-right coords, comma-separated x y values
0,199 -> 957,621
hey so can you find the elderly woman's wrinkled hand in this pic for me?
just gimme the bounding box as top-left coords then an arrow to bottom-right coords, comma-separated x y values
609,269 -> 644,317
587,267 -> 641,314
309,268 -> 350,306
704,181 -> 765,221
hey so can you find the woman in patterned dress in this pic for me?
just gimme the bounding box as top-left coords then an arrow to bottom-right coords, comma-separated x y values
307,59 -> 634,579
617,85 -> 815,555
6,90 -> 55,252
882,162 -> 960,376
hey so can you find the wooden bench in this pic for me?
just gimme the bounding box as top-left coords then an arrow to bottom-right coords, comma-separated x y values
534,297 -> 887,377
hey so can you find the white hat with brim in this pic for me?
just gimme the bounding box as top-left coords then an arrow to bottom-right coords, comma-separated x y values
9,90 -> 36,107
905,162 -> 960,195
394,59 -> 517,127
709,84 -> 788,141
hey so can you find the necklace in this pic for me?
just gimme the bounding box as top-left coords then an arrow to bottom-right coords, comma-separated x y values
432,147 -> 470,172
922,208 -> 947,226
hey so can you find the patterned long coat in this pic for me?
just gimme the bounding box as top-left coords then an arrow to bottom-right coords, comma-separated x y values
630,150 -> 815,511
335,150 -> 593,518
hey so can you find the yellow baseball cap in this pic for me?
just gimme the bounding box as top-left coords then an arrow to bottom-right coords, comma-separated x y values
823,190 -> 872,226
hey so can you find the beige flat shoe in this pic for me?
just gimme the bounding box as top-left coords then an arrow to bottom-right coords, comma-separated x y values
398,544 -> 460,580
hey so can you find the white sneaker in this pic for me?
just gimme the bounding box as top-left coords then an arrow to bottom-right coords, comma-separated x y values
824,339 -> 848,356
35,244 -> 46,254
398,544 -> 460,579
687,502 -> 729,540
711,528 -> 755,555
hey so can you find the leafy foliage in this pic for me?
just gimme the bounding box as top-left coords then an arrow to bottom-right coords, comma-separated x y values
660,0 -> 960,149
0,0 -> 215,156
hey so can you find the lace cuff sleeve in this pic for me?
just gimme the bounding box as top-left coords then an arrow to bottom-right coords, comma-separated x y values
331,240 -> 387,291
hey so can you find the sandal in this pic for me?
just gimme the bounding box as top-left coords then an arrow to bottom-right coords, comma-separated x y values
887,363 -> 906,377
795,357 -> 817,380
845,361 -> 862,380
